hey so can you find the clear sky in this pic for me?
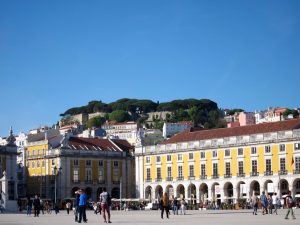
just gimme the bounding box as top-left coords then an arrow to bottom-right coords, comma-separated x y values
0,0 -> 299,136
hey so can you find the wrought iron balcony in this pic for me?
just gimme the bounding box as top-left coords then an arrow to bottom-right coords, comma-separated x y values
177,176 -> 184,181
155,178 -> 162,182
200,174 -> 207,180
250,171 -> 259,177
212,174 -> 219,179
224,173 -> 232,178
237,173 -> 245,177
279,170 -> 287,175
72,180 -> 80,184
293,170 -> 300,174
264,171 -> 273,176
145,178 -> 152,182
166,177 -> 173,181
188,176 -> 195,180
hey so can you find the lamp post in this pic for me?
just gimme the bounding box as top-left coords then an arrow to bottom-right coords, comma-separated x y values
53,166 -> 62,204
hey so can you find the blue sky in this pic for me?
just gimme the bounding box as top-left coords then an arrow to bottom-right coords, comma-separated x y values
0,0 -> 299,136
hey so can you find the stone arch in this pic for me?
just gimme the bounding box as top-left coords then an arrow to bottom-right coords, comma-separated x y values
224,182 -> 234,199
250,180 -> 260,196
155,185 -> 163,200
165,185 -> 174,198
236,181 -> 246,199
279,179 -> 289,197
188,183 -> 196,204
85,187 -> 92,200
263,180 -> 274,195
211,182 -> 221,206
176,184 -> 185,199
111,187 -> 120,199
199,183 -> 208,202
293,178 -> 300,195
145,186 -> 152,202
71,187 -> 79,198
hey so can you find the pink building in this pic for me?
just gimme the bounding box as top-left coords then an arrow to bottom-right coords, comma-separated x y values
238,112 -> 255,126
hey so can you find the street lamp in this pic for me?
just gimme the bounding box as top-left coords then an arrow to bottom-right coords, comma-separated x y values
53,166 -> 62,204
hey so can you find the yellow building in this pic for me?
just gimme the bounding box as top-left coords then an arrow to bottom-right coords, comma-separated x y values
26,131 -> 135,203
135,119 -> 300,205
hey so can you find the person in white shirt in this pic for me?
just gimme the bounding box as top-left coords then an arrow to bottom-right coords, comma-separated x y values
272,193 -> 279,215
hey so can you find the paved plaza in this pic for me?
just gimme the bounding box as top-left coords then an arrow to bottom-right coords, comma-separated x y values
0,209 -> 299,225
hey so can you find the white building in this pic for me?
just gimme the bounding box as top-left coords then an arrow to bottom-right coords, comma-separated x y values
162,121 -> 193,139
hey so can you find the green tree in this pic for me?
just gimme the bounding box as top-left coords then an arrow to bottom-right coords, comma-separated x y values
109,110 -> 130,122
283,109 -> 299,118
86,116 -> 106,128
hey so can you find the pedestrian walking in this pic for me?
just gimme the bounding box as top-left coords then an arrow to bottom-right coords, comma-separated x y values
160,192 -> 170,219
285,191 -> 296,220
26,196 -> 32,216
180,198 -> 186,215
272,193 -> 279,215
33,195 -> 40,217
268,194 -> 273,214
260,191 -> 268,215
74,190 -> 80,222
78,189 -> 88,223
251,194 -> 258,215
172,197 -> 179,215
99,187 -> 112,223
66,201 -> 71,215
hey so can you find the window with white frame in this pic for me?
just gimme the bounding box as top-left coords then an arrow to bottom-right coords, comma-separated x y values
189,153 -> 194,160
98,169 -> 104,181
225,162 -> 231,175
74,159 -> 79,166
86,160 -> 91,166
189,165 -> 194,177
146,156 -> 150,164
266,159 -> 272,172
225,149 -> 230,157
295,157 -> 300,171
265,145 -> 271,153
167,166 -> 172,178
99,160 -> 103,167
280,158 -> 286,171
200,151 -> 205,159
252,160 -> 257,173
113,161 -> 119,167
156,156 -> 161,163
86,169 -> 92,181
212,150 -> 218,158
37,161 -> 40,167
213,163 -> 218,175
177,154 -> 182,161
201,164 -> 206,175
73,169 -> 79,182
238,148 -> 243,156
279,144 -> 285,152
167,155 -> 172,162
238,161 -> 244,174
295,143 -> 300,150
178,165 -> 183,178
157,167 -> 161,179
146,168 -> 151,180
32,162 -> 35,168
251,147 -> 257,154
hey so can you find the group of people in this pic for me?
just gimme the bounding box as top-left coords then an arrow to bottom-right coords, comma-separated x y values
159,193 -> 188,219
74,187 -> 112,223
251,190 -> 296,219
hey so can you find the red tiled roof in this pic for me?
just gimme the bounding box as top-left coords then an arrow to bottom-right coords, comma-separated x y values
163,118 -> 300,144
67,137 -> 132,152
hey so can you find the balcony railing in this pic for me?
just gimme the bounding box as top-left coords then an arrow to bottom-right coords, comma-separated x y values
212,174 -> 219,179
177,176 -> 184,181
155,178 -> 162,182
279,170 -> 287,175
72,180 -> 80,184
200,174 -> 207,180
145,178 -> 152,182
293,170 -> 300,174
224,173 -> 232,178
237,173 -> 245,177
166,177 -> 173,181
188,176 -> 195,180
250,171 -> 259,177
112,180 -> 120,185
264,171 -> 273,176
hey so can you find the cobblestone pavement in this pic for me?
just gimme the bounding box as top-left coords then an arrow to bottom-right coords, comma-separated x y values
0,209 -> 298,225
